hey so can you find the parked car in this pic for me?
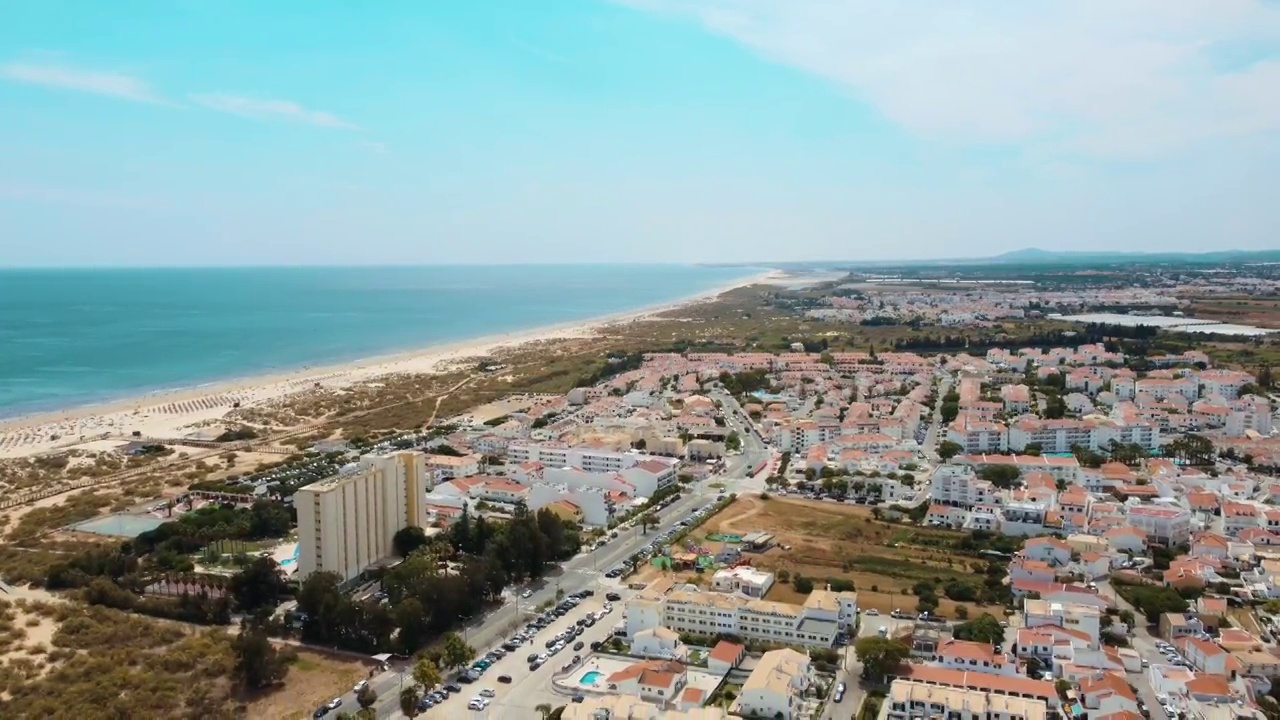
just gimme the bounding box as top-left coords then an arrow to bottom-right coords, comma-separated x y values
498,675 -> 512,684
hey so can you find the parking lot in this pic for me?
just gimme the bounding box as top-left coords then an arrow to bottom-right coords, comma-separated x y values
408,589 -> 624,717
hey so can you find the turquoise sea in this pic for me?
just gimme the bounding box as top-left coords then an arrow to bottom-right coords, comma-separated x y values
0,265 -> 758,418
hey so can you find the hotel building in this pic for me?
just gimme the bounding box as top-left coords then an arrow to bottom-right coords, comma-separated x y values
295,451 -> 429,582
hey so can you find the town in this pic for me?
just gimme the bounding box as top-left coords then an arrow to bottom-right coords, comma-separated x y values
3,267 -> 1280,720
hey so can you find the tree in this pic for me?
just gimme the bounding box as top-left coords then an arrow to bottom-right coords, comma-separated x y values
639,513 -> 660,534
400,685 -> 421,717
231,621 -> 289,689
979,465 -> 1021,490
412,656 -> 442,690
855,636 -> 911,680
356,683 -> 378,710
793,574 -> 814,594
937,441 -> 963,460
535,704 -> 554,720
725,431 -> 742,452
229,556 -> 287,613
393,526 -> 430,558
940,402 -> 960,424
952,613 -> 1005,645
441,632 -> 475,671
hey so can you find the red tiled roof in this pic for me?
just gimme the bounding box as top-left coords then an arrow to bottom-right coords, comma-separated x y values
896,665 -> 1056,699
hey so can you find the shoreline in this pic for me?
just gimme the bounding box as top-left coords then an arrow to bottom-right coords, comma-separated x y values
0,270 -> 781,458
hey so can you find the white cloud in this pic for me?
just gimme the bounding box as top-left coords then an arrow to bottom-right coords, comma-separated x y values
0,61 -> 165,103
190,93 -> 359,129
359,140 -> 388,155
618,0 -> 1280,157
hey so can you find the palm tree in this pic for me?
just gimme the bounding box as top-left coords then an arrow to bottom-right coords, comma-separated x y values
535,704 -> 554,720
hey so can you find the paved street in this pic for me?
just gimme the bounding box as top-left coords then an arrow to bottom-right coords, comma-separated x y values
1097,580 -> 1169,720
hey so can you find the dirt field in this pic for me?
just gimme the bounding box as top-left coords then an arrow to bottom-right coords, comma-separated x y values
660,495 -> 996,617
245,650 -> 370,720
1189,297 -> 1280,329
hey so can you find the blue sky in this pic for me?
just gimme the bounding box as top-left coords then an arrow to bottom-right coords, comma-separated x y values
1,0 -> 1278,266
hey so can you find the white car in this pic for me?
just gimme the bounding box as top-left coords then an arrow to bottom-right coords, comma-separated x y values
353,680 -> 368,693
479,688 -> 496,698
865,608 -> 880,616
521,589 -> 533,598
327,697 -> 343,710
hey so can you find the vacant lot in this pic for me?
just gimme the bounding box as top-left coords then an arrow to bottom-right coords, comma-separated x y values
1188,296 -> 1280,329
0,598 -> 369,719
686,495 -> 994,616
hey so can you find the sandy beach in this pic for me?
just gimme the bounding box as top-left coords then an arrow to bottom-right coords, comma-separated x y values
0,270 -> 782,459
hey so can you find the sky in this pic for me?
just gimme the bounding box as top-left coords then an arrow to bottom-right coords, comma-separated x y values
1,0 -> 1278,267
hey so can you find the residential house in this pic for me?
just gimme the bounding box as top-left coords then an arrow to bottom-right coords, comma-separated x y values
731,649 -> 811,720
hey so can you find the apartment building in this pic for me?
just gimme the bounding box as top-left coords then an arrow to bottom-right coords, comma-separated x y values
1135,377 -> 1199,402
507,444 -> 678,495
1127,505 -> 1192,545
954,454 -> 1082,485
1024,598 -> 1102,648
296,451 -> 428,582
1001,384 -> 1033,413
929,464 -> 1001,508
424,453 -> 481,480
770,419 -> 842,453
881,680 -> 1048,720
626,582 -> 856,648
1198,369 -> 1255,400
1226,397 -> 1273,436
947,417 -> 1009,453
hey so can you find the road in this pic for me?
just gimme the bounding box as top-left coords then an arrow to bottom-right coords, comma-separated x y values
1097,580 -> 1171,720
921,376 -> 951,460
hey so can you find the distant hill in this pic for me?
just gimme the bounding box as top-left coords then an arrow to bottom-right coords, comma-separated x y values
983,248 -> 1280,265
708,248 -> 1280,272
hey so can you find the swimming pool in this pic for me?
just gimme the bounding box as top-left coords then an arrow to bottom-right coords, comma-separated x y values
579,670 -> 604,686
279,543 -> 301,567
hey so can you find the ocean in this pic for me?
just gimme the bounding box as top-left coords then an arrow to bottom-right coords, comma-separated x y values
0,265 -> 758,418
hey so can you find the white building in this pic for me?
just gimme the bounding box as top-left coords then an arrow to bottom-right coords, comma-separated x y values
1127,505 -> 1192,545
929,464 -> 1000,509
711,567 -> 775,598
947,418 -> 1008,454
932,639 -> 1019,676
626,582 -> 856,648
1024,598 -> 1102,649
295,451 -> 428,582
1197,369 -> 1255,400
881,680 -> 1048,720
731,649 -> 811,720
507,443 -> 678,493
